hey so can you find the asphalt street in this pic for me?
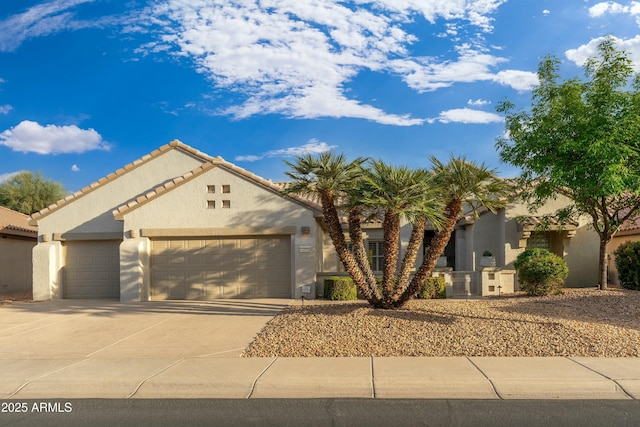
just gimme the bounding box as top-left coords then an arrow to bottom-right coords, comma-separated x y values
2,399 -> 640,427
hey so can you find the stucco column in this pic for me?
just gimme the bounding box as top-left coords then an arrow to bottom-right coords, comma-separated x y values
294,235 -> 316,299
455,228 -> 465,270
120,236 -> 150,302
465,223 -> 475,271
497,208 -> 506,267
32,240 -> 62,301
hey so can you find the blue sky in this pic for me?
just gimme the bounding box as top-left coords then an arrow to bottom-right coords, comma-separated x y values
1,1 -> 640,193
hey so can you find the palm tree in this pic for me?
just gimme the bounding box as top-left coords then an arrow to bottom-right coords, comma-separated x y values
399,156 -> 512,306
282,153 -> 381,303
356,161 -> 442,307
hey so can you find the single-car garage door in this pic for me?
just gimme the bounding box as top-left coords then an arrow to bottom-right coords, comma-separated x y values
150,237 -> 291,300
63,240 -> 121,298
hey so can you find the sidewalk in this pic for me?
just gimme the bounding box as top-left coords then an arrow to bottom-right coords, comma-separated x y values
1,299 -> 639,401
2,356 -> 639,400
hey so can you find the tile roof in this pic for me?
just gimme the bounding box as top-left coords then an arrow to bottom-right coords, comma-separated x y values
30,140 -> 214,224
0,206 -> 38,237
517,215 -> 579,230
112,153 -> 322,220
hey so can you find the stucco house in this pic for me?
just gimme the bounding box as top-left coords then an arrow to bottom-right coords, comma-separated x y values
31,141 -> 322,301
0,206 -> 38,294
607,216 -> 640,287
318,193 -> 600,297
30,141 -> 601,301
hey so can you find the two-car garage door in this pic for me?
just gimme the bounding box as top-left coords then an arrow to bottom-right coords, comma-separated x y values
150,237 -> 291,300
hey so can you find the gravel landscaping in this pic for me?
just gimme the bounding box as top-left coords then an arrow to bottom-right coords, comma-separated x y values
242,288 -> 640,357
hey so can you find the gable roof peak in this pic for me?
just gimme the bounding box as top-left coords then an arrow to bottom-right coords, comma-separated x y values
30,140 -> 212,224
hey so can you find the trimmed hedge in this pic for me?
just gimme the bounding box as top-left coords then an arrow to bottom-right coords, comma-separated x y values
516,249 -> 568,296
323,277 -> 357,300
417,277 -> 447,299
614,241 -> 640,291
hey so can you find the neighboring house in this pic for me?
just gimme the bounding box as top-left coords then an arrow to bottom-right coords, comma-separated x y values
607,216 -> 640,287
0,206 -> 38,294
30,141 -> 601,301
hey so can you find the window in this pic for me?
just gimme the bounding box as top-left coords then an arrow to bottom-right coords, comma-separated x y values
207,185 -> 215,193
207,200 -> 215,209
338,241 -> 385,272
222,200 -> 231,209
527,231 -> 550,250
368,241 -> 384,272
222,185 -> 231,193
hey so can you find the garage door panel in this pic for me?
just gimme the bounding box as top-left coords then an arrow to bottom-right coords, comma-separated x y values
63,240 -> 120,299
151,236 -> 291,300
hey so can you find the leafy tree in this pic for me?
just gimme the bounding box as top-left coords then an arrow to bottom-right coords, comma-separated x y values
284,153 -> 509,309
0,171 -> 66,215
496,37 -> 640,290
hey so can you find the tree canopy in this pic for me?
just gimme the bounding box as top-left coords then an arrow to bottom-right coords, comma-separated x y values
0,171 -> 66,215
496,37 -> 640,289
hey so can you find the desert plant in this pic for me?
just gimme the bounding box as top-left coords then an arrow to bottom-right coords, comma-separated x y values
614,241 -> 640,291
517,251 -> 568,296
324,277 -> 357,300
416,277 -> 446,299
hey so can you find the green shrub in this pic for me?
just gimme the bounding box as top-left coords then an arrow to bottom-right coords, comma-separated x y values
614,241 -> 640,291
514,248 -> 552,270
517,251 -> 568,296
415,277 -> 446,299
324,277 -> 357,300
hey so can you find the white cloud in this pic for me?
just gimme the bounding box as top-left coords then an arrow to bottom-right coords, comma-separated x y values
0,0 -> 96,52
71,164 -> 80,171
0,105 -> 12,115
134,1 -> 527,125
589,2 -> 631,17
432,108 -> 504,124
0,120 -> 110,154
566,35 -> 640,70
467,98 -> 490,106
493,70 -> 539,91
542,9 -> 551,15
588,1 -> 640,25
236,139 -> 337,162
0,171 -> 22,183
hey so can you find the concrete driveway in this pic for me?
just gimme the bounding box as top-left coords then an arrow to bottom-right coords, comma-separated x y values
0,299 -> 292,398
0,299 -> 290,360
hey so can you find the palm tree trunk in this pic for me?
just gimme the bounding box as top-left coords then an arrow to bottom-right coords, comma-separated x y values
381,210 -> 400,308
395,199 -> 462,308
320,193 -> 369,294
348,207 -> 380,303
393,217 -> 427,300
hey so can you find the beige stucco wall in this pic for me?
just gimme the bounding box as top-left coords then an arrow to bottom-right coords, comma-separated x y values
0,235 -> 36,294
121,166 -> 315,231
474,195 -> 600,288
119,165 -> 319,300
36,149 -> 205,238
